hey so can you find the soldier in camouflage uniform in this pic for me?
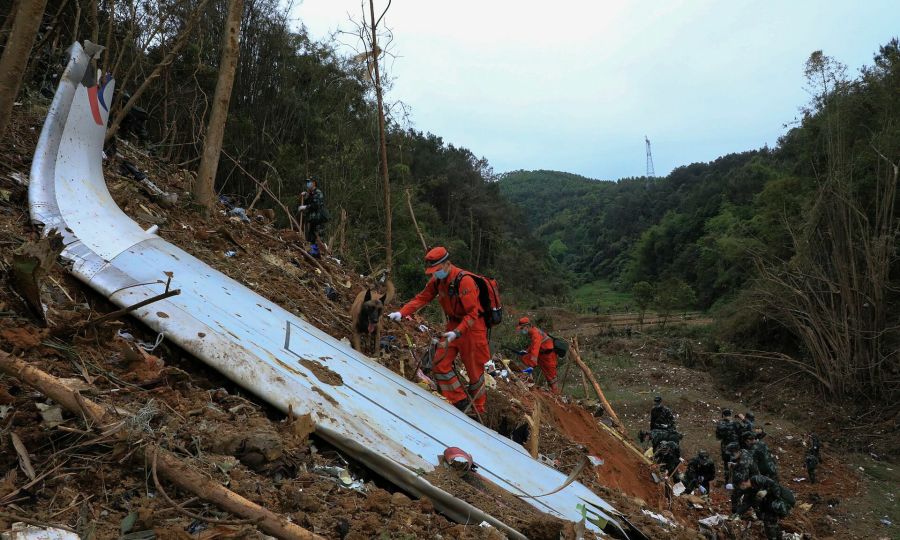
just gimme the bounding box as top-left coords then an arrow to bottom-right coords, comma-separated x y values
683,450 -> 716,493
805,451 -> 819,483
726,441 -> 759,513
639,426 -> 684,453
715,409 -> 740,469
650,396 -> 676,430
653,440 -> 682,476
735,411 -> 754,441
297,178 -> 328,256
735,474 -> 796,540
748,431 -> 778,480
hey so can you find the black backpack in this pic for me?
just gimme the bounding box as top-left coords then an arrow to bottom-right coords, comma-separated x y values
449,272 -> 503,328
549,334 -> 569,359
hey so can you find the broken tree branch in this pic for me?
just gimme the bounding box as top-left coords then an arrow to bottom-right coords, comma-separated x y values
405,188 -> 427,253
571,337 -> 624,434
0,351 -> 324,540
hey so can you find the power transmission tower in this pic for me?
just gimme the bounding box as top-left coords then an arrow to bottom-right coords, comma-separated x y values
645,136 -> 655,177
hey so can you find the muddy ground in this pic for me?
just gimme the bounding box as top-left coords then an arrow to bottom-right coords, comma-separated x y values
541,310 -> 899,540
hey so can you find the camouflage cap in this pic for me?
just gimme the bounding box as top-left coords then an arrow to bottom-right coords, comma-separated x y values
654,396 -> 662,403
722,408 -> 732,417
726,442 -> 740,453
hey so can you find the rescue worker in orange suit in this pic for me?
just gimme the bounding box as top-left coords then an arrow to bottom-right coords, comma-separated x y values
516,317 -> 559,394
387,247 -> 489,415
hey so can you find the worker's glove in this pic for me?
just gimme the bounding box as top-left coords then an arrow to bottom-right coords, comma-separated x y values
387,312 -> 402,322
755,489 -> 767,500
298,205 -> 308,211
725,483 -> 734,491
442,331 -> 459,344
522,367 -> 534,374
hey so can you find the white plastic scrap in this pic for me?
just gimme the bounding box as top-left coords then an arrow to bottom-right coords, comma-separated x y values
698,514 -> 729,527
1,523 -> 80,540
588,456 -> 605,467
672,481 -> 686,497
641,509 -> 675,527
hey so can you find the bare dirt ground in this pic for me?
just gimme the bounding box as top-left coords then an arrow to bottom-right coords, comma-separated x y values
547,309 -> 899,540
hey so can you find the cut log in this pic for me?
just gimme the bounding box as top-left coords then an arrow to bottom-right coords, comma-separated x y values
0,351 -> 323,540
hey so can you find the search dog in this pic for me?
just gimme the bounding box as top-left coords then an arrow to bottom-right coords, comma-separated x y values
350,281 -> 395,356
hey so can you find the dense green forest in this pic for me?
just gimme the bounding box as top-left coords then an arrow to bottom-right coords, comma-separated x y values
502,42 -> 899,404
502,43 -> 899,311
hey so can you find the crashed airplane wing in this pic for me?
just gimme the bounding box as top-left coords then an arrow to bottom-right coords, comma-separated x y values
30,42 -> 630,538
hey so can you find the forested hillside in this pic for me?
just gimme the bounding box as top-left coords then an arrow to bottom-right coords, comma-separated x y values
502,42 -> 899,406
0,0 -> 562,301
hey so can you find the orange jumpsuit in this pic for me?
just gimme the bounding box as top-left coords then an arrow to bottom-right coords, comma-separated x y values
399,265 -> 489,413
524,327 -> 559,393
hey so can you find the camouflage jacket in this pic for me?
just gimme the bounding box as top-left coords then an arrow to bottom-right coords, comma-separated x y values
736,475 -> 795,517
730,449 -> 759,484
752,440 -> 778,478
303,188 -> 328,223
650,405 -> 675,429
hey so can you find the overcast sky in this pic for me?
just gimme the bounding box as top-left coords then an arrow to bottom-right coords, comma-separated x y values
292,1 -> 899,180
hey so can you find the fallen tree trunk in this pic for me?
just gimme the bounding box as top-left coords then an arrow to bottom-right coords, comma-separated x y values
571,337 -> 624,432
0,350 -> 324,540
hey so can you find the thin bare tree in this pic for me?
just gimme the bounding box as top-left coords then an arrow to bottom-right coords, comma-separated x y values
367,0 -> 392,275
0,0 -> 49,139
194,0 -> 244,215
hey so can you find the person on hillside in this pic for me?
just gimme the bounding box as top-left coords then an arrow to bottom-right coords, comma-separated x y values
650,396 -> 675,430
715,408 -> 740,469
683,450 -> 716,494
808,432 -> 821,459
297,178 -> 327,257
735,475 -> 795,540
726,441 -> 760,513
515,317 -> 559,394
388,247 -> 489,416
735,411 -> 754,440
805,450 -> 819,484
739,429 -> 757,451
749,431 -> 778,480
653,440 -> 682,477
639,426 -> 684,453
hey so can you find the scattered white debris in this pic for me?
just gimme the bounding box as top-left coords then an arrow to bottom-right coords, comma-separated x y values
588,456 -> 604,467
1,523 -> 80,540
793,477 -> 807,483
698,514 -> 729,527
0,405 -> 11,419
880,517 -> 893,527
642,509 -> 675,527
672,482 -> 686,496
36,402 -> 64,427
